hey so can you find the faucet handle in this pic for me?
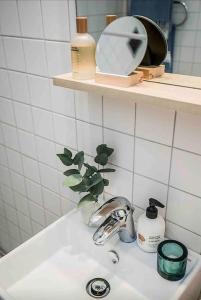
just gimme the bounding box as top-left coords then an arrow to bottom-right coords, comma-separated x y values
90,196 -> 133,226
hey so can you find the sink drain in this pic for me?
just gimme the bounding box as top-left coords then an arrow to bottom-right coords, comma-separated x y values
86,278 -> 110,298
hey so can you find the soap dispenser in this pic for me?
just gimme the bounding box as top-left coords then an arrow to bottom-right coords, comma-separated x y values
137,198 -> 165,253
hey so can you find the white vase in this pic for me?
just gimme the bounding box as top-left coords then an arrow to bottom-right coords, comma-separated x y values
80,201 -> 100,226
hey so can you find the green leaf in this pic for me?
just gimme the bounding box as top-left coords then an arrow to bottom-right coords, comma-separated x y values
96,144 -> 114,157
88,173 -> 103,189
95,153 -> 108,166
98,168 -> 115,173
63,169 -> 80,176
57,154 -> 73,166
63,174 -> 82,187
73,151 -> 84,170
89,180 -> 104,196
70,177 -> 90,192
84,163 -> 97,177
64,148 -> 72,158
103,179 -> 109,186
78,193 -> 96,207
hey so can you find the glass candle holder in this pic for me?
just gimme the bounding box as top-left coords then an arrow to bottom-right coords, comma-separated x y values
157,240 -> 188,281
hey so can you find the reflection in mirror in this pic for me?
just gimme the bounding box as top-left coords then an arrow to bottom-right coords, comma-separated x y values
76,0 -> 201,77
96,16 -> 148,75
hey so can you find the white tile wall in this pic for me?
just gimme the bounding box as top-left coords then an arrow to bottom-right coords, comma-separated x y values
0,0 -> 81,252
1,0 -> 201,257
172,0 -> 201,75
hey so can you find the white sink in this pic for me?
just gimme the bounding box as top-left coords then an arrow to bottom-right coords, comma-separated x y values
0,209 -> 201,300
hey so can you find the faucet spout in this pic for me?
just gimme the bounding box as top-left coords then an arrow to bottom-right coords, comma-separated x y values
90,197 -> 136,245
93,215 -> 122,246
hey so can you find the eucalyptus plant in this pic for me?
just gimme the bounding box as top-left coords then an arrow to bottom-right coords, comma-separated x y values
57,144 -> 115,206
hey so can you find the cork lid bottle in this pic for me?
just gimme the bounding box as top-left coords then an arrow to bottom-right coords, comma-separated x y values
106,15 -> 117,25
76,16 -> 88,33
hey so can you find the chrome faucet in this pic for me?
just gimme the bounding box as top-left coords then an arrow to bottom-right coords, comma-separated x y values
90,197 -> 136,245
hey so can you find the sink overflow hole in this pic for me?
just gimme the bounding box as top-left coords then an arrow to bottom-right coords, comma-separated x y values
86,278 -> 110,298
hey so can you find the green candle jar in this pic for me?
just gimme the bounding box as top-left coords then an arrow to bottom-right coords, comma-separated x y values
157,240 -> 188,281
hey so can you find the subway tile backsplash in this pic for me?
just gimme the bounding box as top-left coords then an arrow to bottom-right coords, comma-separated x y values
0,0 -> 201,257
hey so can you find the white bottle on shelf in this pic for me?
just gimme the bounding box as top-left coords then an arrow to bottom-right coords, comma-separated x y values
71,17 -> 96,80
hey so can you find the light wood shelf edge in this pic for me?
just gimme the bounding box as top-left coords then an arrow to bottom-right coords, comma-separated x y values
53,73 -> 201,114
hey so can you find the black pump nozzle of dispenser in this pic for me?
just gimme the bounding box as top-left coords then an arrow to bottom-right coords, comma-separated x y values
146,198 -> 165,219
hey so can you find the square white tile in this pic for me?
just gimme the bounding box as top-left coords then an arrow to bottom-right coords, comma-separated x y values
14,102 -> 33,132
14,191 -> 29,216
0,185 -> 15,208
7,222 -> 21,241
10,170 -> 26,196
0,165 -> 10,187
39,163 -> 59,194
31,221 -> 43,235
46,41 -> 71,76
28,75 -> 52,110
51,85 -> 75,118
0,97 -> 15,126
103,96 -> 135,135
170,148 -> 201,197
167,187 -> 201,235
41,0 -> 70,41
18,0 -> 43,38
5,204 -> 18,225
135,138 -> 171,184
9,71 -> 29,103
166,221 -> 201,253
133,174 -> 168,216
77,121 -> 102,156
75,91 -> 102,126
0,144 -> 8,167
3,37 -> 25,72
17,211 -> 32,235
36,136 -> 57,168
0,37 -> 6,68
0,1 -> 20,35
174,111 -> 201,155
29,201 -> 45,226
53,113 -> 76,148
20,230 -> 32,242
2,124 -> 19,151
104,164 -> 133,202
22,156 -> 40,183
136,103 -> 175,146
23,39 -> 48,76
6,148 -> 23,174
43,188 -> 61,216
180,46 -> 194,62
18,130 -> 37,158
25,178 -> 43,206
0,69 -> 11,98
104,128 -> 134,171
32,107 -> 54,140
45,210 -> 59,226
61,197 -> 76,215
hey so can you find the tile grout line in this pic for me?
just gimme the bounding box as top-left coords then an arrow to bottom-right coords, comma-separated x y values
164,111 -> 177,221
131,102 -> 137,207
1,7 -> 31,243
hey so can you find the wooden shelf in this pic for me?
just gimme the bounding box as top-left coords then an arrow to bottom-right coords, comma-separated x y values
53,73 -> 201,114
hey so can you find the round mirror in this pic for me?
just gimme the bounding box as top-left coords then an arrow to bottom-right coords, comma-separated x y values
135,15 -> 167,66
96,16 -> 148,76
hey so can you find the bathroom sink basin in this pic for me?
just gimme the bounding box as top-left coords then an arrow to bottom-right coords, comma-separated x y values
0,209 -> 200,300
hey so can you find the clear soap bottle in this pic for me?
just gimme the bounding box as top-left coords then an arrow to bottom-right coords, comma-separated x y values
71,17 -> 96,80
